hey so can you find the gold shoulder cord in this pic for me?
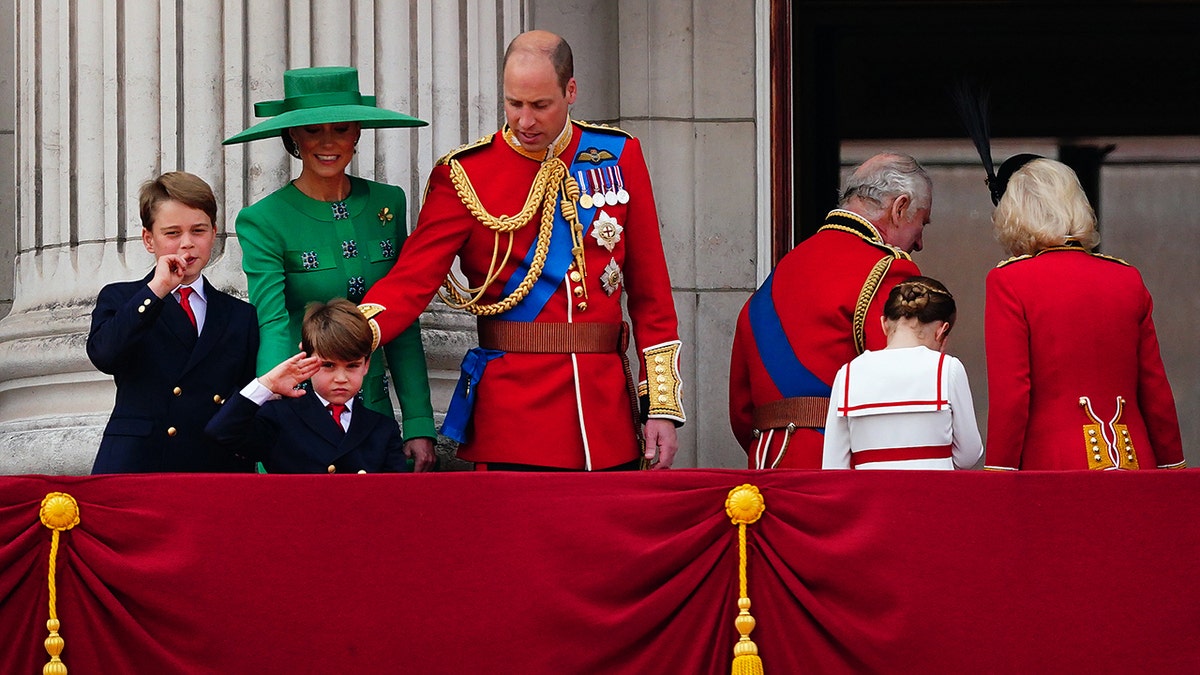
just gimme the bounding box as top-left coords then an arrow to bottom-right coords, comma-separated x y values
852,256 -> 895,354
438,157 -> 586,315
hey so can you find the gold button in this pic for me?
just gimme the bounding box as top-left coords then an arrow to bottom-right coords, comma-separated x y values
357,469 -> 367,474
327,465 -> 337,474
143,298 -> 152,306
1088,429 -> 1096,436
137,306 -> 145,314
655,355 -> 665,364
573,286 -> 584,297
657,394 -> 668,403
570,271 -> 582,282
576,302 -> 587,311
214,395 -> 224,404
657,384 -> 668,392
656,375 -> 667,383
167,427 -> 177,437
173,386 -> 182,396
1090,438 -> 1098,444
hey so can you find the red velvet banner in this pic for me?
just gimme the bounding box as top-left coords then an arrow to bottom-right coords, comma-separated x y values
2,470 -> 1199,673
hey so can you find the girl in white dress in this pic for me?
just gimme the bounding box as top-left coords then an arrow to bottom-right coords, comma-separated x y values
822,277 -> 982,470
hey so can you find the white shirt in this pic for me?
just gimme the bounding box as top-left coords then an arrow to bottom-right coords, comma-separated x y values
822,346 -> 983,470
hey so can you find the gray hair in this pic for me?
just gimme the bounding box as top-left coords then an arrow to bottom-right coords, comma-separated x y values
838,153 -> 931,218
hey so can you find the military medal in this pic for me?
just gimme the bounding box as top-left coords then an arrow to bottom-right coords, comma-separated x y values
590,168 -> 606,207
591,210 -> 623,251
603,167 -> 619,206
614,166 -> 630,204
601,258 -> 622,296
576,171 -> 593,209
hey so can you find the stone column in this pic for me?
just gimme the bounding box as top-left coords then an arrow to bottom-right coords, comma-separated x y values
0,0 -> 521,474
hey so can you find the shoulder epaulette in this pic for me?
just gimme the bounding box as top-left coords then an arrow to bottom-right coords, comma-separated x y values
435,134 -> 494,166
995,254 -> 1033,268
1090,251 -> 1131,266
574,120 -> 633,138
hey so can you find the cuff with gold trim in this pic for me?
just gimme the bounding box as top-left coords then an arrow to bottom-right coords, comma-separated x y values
640,340 -> 685,424
357,303 -> 385,352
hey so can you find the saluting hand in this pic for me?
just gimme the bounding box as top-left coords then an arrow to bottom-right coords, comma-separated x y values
257,351 -> 321,397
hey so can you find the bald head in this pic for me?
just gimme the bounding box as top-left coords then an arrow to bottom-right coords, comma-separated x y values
503,30 -> 574,93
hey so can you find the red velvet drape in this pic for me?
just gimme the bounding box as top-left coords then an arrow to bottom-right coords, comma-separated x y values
2,470 -> 1198,673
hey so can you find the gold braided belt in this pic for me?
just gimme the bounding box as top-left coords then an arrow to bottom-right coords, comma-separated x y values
752,396 -> 829,431
477,319 -> 625,353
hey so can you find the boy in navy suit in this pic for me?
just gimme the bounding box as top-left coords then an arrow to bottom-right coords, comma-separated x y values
206,298 -> 435,473
88,172 -> 259,473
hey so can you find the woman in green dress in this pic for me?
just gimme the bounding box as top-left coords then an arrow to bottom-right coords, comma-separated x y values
223,66 -> 435,471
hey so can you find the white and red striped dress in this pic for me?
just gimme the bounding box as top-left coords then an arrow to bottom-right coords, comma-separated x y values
822,346 -> 982,470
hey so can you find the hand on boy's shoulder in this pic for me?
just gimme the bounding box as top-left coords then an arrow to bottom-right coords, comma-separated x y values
258,352 -> 321,397
148,254 -> 190,298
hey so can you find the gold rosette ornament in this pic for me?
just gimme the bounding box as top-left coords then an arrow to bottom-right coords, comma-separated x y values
725,484 -> 766,674
40,492 -> 80,675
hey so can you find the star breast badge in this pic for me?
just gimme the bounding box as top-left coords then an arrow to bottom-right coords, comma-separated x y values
591,211 -> 623,252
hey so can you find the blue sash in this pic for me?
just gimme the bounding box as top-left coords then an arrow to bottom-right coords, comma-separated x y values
441,128 -> 627,442
748,271 -> 831,400
440,347 -> 505,443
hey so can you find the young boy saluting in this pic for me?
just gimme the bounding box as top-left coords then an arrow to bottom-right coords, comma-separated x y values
88,172 -> 259,473
206,298 -> 435,473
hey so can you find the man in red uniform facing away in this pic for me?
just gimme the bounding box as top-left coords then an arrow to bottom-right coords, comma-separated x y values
729,153 -> 931,469
361,30 -> 684,471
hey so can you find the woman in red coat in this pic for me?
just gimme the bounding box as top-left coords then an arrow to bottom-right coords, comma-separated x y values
983,157 -> 1185,470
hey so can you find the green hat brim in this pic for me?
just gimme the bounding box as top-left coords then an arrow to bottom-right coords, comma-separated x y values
222,105 -> 427,145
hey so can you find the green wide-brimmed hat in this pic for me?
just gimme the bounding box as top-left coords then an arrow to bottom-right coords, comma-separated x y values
222,66 -> 426,145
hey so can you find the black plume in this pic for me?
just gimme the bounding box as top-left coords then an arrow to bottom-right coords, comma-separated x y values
951,79 -> 996,186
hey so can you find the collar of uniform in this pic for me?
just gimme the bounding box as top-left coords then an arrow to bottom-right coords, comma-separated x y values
502,118 -> 574,162
280,174 -> 370,220
820,209 -> 886,243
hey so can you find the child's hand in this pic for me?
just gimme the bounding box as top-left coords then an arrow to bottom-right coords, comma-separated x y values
258,352 -> 321,397
148,254 -> 189,297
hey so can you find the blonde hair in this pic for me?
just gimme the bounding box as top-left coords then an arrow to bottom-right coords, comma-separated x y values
992,158 -> 1099,257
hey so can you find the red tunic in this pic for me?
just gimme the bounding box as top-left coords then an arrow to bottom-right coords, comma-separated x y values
363,122 -> 682,469
984,247 -> 1185,470
728,210 -> 921,469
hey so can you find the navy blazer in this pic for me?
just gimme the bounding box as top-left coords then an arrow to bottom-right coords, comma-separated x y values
204,390 -> 411,473
87,273 -> 259,473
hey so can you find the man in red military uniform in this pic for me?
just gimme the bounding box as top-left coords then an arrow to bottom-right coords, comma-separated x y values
728,153 -> 930,469
362,30 -> 684,471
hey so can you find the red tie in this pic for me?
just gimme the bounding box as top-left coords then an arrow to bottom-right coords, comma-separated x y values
178,286 -> 198,331
328,403 -> 346,431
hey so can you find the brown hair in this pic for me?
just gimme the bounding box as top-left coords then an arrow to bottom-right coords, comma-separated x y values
884,276 -> 956,326
138,171 -> 218,231
301,298 -> 374,362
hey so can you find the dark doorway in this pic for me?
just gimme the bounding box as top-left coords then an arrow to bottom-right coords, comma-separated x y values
778,0 -> 1200,254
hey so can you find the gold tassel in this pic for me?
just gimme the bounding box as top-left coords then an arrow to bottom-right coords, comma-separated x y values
39,492 -> 80,675
725,484 -> 766,674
